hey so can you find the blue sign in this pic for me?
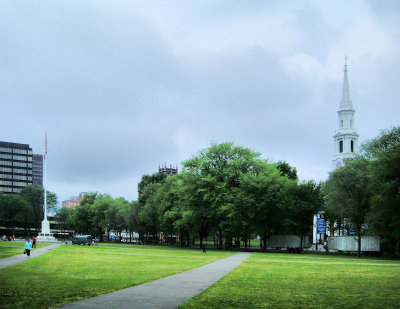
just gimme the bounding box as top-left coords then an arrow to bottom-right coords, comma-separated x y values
317,218 -> 326,234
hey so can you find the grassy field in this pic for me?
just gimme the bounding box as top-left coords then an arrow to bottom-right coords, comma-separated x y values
181,252 -> 400,309
0,241 -> 51,259
0,243 -> 233,309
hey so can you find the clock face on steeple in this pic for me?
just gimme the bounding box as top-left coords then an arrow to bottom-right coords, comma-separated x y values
336,160 -> 342,168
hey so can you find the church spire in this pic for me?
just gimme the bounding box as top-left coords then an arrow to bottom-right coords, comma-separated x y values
333,58 -> 359,169
340,56 -> 353,110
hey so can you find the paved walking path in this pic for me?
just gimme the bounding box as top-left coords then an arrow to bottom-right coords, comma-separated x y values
0,243 -> 62,270
59,252 -> 252,309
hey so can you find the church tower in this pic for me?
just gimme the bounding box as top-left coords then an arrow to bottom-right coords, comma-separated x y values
332,59 -> 359,168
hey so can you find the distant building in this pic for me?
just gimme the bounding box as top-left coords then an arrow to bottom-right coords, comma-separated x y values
62,192 -> 87,209
32,154 -> 43,186
0,141 -> 33,194
159,164 -> 178,176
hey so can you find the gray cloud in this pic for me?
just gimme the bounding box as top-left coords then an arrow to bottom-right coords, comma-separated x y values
1,1 -> 399,202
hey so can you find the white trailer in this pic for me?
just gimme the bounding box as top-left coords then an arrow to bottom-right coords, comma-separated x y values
327,236 -> 380,253
266,235 -> 310,253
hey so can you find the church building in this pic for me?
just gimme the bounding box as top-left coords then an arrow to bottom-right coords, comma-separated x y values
313,60 -> 359,245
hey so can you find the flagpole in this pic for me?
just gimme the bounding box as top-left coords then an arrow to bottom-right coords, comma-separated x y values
44,134 -> 47,221
38,132 -> 56,241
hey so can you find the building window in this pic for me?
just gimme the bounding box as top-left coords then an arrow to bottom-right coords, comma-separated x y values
339,140 -> 343,153
351,140 -> 354,153
341,120 -> 344,128
0,147 -> 12,153
0,154 -> 12,159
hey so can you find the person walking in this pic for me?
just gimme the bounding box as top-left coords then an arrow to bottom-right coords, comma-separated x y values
24,239 -> 32,257
32,236 -> 36,248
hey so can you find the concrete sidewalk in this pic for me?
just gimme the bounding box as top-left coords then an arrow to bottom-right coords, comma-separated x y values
0,243 -> 62,270
59,252 -> 251,309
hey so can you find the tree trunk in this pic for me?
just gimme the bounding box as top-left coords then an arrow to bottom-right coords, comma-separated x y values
300,233 -> 303,254
357,227 -> 362,258
218,228 -> 223,249
263,235 -> 267,252
180,229 -> 184,247
199,233 -> 203,249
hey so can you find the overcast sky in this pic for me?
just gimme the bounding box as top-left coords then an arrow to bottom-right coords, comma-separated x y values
1,1 -> 399,203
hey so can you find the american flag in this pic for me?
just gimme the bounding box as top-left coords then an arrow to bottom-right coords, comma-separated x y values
44,133 -> 48,159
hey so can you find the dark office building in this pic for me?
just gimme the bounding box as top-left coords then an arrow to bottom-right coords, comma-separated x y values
0,141 -> 33,194
32,154 -> 43,186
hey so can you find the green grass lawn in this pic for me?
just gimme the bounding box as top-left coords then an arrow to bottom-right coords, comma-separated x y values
181,252 -> 400,309
0,241 -> 51,259
0,243 -> 234,309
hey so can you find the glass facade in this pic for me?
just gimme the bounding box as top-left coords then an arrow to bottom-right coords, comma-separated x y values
0,141 -> 33,194
32,154 -> 43,186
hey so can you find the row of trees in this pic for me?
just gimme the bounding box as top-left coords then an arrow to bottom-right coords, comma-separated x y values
325,127 -> 400,255
56,143 -> 323,251
56,193 -> 136,242
137,143 -> 322,251
0,184 -> 58,236
10,127 -> 395,256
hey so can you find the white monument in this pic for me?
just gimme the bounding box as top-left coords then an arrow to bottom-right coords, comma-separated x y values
37,134 -> 57,242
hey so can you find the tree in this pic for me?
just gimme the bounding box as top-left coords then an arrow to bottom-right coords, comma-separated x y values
156,175 -> 182,243
0,194 -> 32,236
137,183 -> 163,243
362,127 -> 400,254
19,184 -> 58,230
276,161 -> 298,180
125,201 -> 140,241
124,201 -> 140,242
282,181 -> 323,252
55,207 -> 73,234
325,158 -> 371,257
239,162 -> 290,251
71,193 -> 98,235
106,197 -> 129,241
138,172 -> 167,199
181,142 -> 264,249
91,195 -> 113,241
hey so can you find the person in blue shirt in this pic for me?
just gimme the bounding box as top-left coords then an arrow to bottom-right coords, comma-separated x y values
24,239 -> 32,257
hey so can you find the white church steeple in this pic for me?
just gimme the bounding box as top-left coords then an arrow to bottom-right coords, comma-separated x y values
340,57 -> 353,110
333,58 -> 359,168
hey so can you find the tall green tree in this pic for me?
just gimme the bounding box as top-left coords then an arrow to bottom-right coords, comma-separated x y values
55,207 -> 73,234
325,158 -> 371,257
138,172 -> 167,199
181,142 -> 264,248
282,181 -> 323,252
71,192 -> 99,235
156,175 -> 182,242
0,194 -> 32,236
239,162 -> 290,251
137,183 -> 162,242
276,161 -> 298,180
91,195 -> 113,241
362,127 -> 400,253
125,201 -> 140,240
106,197 -> 129,240
19,184 -> 58,230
